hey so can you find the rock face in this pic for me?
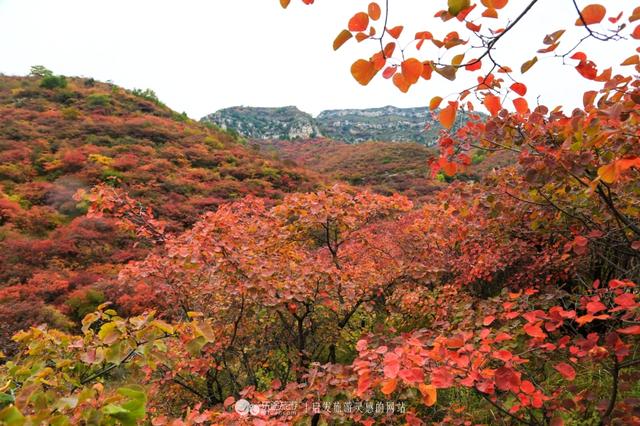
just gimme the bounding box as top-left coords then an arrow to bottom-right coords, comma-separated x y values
201,105 -> 472,145
201,106 -> 321,141
316,106 -> 439,144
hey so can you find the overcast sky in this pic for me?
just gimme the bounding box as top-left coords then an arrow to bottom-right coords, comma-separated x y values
0,0 -> 633,118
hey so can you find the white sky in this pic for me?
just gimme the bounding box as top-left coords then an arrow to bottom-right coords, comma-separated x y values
0,0 -> 633,118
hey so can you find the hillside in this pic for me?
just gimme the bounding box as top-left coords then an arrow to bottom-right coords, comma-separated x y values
202,105 -> 474,145
0,74 -> 318,352
257,139 -> 443,197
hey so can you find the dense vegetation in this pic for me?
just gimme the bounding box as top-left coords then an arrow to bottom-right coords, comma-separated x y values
1,1 -> 640,425
0,72 -> 317,354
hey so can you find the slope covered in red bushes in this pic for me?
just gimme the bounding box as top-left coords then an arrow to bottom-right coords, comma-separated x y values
0,75 -> 318,352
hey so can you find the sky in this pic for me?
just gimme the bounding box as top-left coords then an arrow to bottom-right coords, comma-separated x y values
0,0 -> 633,119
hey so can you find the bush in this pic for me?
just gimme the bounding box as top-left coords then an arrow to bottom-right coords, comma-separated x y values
40,75 -> 67,90
86,93 -> 111,109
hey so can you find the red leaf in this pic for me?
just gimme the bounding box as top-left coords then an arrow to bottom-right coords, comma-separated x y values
383,352 -> 401,378
368,2 -> 381,20
495,366 -> 521,392
387,26 -> 404,39
431,367 -> 454,388
523,322 -> 547,339
513,98 -> 529,115
554,362 -> 576,381
618,325 -> 640,335
483,94 -> 502,116
382,66 -> 397,79
520,380 -> 535,395
483,315 -> 496,326
586,300 -> 606,314
614,293 -> 636,308
575,4 -> 606,26
349,12 -> 370,32
510,82 -> 527,96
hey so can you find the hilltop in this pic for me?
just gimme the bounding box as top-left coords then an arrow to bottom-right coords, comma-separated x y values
202,105 -> 473,145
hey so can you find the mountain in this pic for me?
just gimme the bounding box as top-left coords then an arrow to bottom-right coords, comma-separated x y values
202,105 -> 472,145
201,106 -> 321,140
0,74 -> 319,352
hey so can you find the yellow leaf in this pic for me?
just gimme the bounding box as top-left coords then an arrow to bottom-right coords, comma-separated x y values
521,56 -> 538,74
448,0 -> 471,16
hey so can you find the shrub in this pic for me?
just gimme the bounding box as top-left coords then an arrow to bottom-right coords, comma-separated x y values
40,75 -> 67,90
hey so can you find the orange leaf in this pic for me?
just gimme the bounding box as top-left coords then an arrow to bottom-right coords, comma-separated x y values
483,94 -> 502,116
598,163 -> 618,183
481,0 -> 508,9
440,158 -> 458,176
401,58 -> 424,84
381,378 -> 398,395
419,383 -> 437,407
513,97 -> 529,114
368,2 -> 382,20
393,72 -> 411,93
439,101 -> 458,129
429,96 -> 443,110
482,8 -> 498,18
621,55 -> 640,66
510,82 -> 527,96
633,25 -> 640,40
351,59 -> 377,85
583,90 -> 597,108
333,30 -> 353,51
554,362 -> 576,381
575,4 -> 606,26
349,12 -> 369,32
387,26 -> 404,39
280,0 -> 291,8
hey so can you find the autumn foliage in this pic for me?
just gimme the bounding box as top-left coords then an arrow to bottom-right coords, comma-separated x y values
2,1 -> 640,425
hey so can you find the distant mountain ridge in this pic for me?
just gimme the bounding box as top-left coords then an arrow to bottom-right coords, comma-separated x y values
201,105 -> 471,145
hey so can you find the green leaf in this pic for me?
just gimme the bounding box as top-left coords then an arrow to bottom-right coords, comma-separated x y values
0,393 -> 14,406
0,405 -> 25,426
102,386 -> 146,426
